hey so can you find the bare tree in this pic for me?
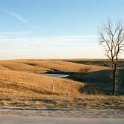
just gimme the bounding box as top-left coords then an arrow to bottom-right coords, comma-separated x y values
99,20 -> 124,95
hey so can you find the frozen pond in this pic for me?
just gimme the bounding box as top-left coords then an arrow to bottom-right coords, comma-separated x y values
43,74 -> 69,78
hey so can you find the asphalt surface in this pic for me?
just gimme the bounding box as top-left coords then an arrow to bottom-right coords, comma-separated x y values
0,115 -> 124,124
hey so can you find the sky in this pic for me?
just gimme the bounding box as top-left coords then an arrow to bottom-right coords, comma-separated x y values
0,0 -> 124,59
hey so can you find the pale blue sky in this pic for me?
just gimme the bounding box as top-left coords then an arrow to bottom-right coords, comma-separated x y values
0,0 -> 124,59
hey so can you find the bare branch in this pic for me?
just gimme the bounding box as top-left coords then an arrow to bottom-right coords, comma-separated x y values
98,19 -> 124,95
99,20 -> 124,62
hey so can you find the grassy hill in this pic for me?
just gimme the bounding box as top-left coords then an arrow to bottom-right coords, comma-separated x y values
0,59 -> 107,96
0,59 -> 124,109
0,59 -> 107,73
0,59 -> 124,95
0,69 -> 86,97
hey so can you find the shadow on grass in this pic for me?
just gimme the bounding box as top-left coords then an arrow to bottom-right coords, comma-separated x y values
79,68 -> 124,95
42,68 -> 124,95
67,60 -> 124,67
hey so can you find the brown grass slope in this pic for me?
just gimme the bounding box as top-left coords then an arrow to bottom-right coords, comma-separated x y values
0,59 -> 109,97
0,61 -> 51,73
0,59 -> 108,73
0,59 -> 124,109
0,69 -> 85,97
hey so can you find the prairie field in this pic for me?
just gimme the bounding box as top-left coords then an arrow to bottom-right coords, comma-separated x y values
0,59 -> 124,109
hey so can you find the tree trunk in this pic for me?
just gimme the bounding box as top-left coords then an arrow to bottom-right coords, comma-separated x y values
112,63 -> 117,95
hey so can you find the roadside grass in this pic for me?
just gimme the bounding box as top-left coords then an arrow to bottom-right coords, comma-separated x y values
0,95 -> 124,109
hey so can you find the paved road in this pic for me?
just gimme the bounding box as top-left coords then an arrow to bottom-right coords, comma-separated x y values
0,115 -> 124,124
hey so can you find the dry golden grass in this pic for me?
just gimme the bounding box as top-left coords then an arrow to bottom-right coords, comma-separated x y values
0,59 -> 123,109
0,59 -> 108,97
0,59 -> 108,73
24,60 -> 108,72
0,61 -> 51,73
0,59 -> 117,98
0,69 -> 86,97
0,94 -> 124,109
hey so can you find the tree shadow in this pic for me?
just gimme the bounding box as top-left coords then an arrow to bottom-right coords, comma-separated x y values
78,68 -> 124,95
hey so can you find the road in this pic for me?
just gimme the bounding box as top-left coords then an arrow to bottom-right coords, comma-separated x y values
0,115 -> 124,124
